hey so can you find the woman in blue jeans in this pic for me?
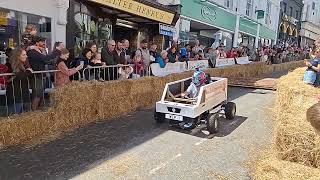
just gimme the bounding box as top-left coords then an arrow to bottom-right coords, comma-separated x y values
304,48 -> 320,85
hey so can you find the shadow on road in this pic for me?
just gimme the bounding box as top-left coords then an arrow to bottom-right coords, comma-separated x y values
168,116 -> 248,139
0,110 -> 169,180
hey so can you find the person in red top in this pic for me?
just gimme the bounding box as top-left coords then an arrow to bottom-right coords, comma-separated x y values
226,48 -> 238,58
132,54 -> 145,79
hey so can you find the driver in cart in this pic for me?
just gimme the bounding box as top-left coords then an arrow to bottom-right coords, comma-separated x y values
181,70 -> 209,100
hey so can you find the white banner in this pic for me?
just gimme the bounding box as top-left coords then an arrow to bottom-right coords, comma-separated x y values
215,58 -> 236,67
151,62 -> 186,77
151,60 -> 209,77
187,60 -> 209,71
236,56 -> 252,65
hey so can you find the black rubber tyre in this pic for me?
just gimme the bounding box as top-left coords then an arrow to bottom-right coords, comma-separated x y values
225,102 -> 236,120
181,117 -> 198,130
207,113 -> 219,134
154,110 -> 165,123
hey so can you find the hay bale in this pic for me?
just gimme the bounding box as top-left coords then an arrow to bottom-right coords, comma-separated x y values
253,153 -> 320,179
0,61 -> 306,149
273,68 -> 320,168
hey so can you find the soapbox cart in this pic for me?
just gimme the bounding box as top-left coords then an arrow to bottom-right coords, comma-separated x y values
154,76 -> 236,134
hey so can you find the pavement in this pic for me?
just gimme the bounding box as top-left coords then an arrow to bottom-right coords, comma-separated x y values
0,86 -> 275,180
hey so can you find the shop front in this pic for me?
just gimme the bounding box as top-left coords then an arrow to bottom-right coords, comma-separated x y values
238,17 -> 258,49
180,0 -> 236,50
66,0 -> 179,57
0,0 -> 69,51
278,14 -> 299,46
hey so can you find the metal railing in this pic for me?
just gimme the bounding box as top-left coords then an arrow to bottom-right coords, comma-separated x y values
81,64 -> 152,81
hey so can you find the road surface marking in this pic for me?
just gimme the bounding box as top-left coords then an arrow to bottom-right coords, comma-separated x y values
149,154 -> 182,174
195,139 -> 207,146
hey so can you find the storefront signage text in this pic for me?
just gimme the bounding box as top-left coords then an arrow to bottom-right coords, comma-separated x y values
201,6 -> 216,22
159,23 -> 176,37
91,0 -> 175,24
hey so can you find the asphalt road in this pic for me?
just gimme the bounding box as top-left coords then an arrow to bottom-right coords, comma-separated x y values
0,87 -> 275,180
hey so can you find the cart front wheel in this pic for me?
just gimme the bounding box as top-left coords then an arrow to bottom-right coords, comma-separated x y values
207,113 -> 219,134
225,102 -> 236,120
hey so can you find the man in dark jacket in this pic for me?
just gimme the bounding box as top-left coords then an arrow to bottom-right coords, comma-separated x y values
27,36 -> 61,110
101,39 -> 117,80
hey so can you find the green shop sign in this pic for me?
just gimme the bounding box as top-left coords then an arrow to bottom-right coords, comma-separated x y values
181,0 -> 237,32
239,17 -> 258,36
259,25 -> 276,40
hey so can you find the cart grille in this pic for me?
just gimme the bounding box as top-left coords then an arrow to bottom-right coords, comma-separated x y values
167,107 -> 181,113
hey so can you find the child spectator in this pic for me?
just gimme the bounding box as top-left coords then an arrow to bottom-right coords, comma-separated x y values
90,53 -> 104,81
118,65 -> 134,80
55,48 -> 83,87
21,24 -> 37,50
132,55 -> 144,79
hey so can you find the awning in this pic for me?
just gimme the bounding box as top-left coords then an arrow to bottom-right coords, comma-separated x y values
88,0 -> 179,25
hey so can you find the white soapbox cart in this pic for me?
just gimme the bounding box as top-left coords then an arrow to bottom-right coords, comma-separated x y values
154,76 -> 236,134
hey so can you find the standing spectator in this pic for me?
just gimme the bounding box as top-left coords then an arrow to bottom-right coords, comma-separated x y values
135,39 -> 151,70
149,43 -> 158,60
216,43 -> 227,59
6,48 -> 32,114
206,48 -> 217,68
55,48 -> 83,87
21,24 -> 37,49
132,55 -> 144,78
167,46 -> 179,63
5,48 -> 12,73
90,53 -> 104,81
101,40 -> 116,65
122,39 -> 131,63
303,48 -> 320,85
101,39 -> 117,80
86,42 -> 98,56
79,48 -> 93,80
27,36 -> 62,110
114,40 -> 126,65
156,50 -> 169,68
227,48 -> 238,58
189,46 -> 197,60
180,44 -> 190,60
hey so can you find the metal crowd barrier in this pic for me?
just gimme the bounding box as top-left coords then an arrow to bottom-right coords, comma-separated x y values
0,64 -> 153,117
82,64 -> 152,81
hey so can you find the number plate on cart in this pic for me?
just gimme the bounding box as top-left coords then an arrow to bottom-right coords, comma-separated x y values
165,114 -> 183,121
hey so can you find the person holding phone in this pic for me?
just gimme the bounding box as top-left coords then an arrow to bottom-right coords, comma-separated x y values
55,48 -> 83,87
303,47 -> 320,85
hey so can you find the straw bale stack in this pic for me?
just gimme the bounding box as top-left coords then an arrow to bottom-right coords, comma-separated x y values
253,67 -> 320,179
273,68 -> 320,168
0,61 -> 305,149
253,153 -> 320,179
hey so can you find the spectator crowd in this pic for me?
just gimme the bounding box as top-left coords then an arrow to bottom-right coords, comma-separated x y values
0,24 -> 311,115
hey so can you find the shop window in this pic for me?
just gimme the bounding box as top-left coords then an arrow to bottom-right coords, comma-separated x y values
74,12 -> 112,57
246,0 -> 252,17
265,1 -> 271,25
282,2 -> 287,14
289,7 -> 293,17
0,8 -> 51,51
312,2 -> 315,10
224,0 -> 233,9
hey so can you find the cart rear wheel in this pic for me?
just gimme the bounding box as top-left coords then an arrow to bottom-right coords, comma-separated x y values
154,110 -> 165,123
207,113 -> 219,134
225,102 -> 236,120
